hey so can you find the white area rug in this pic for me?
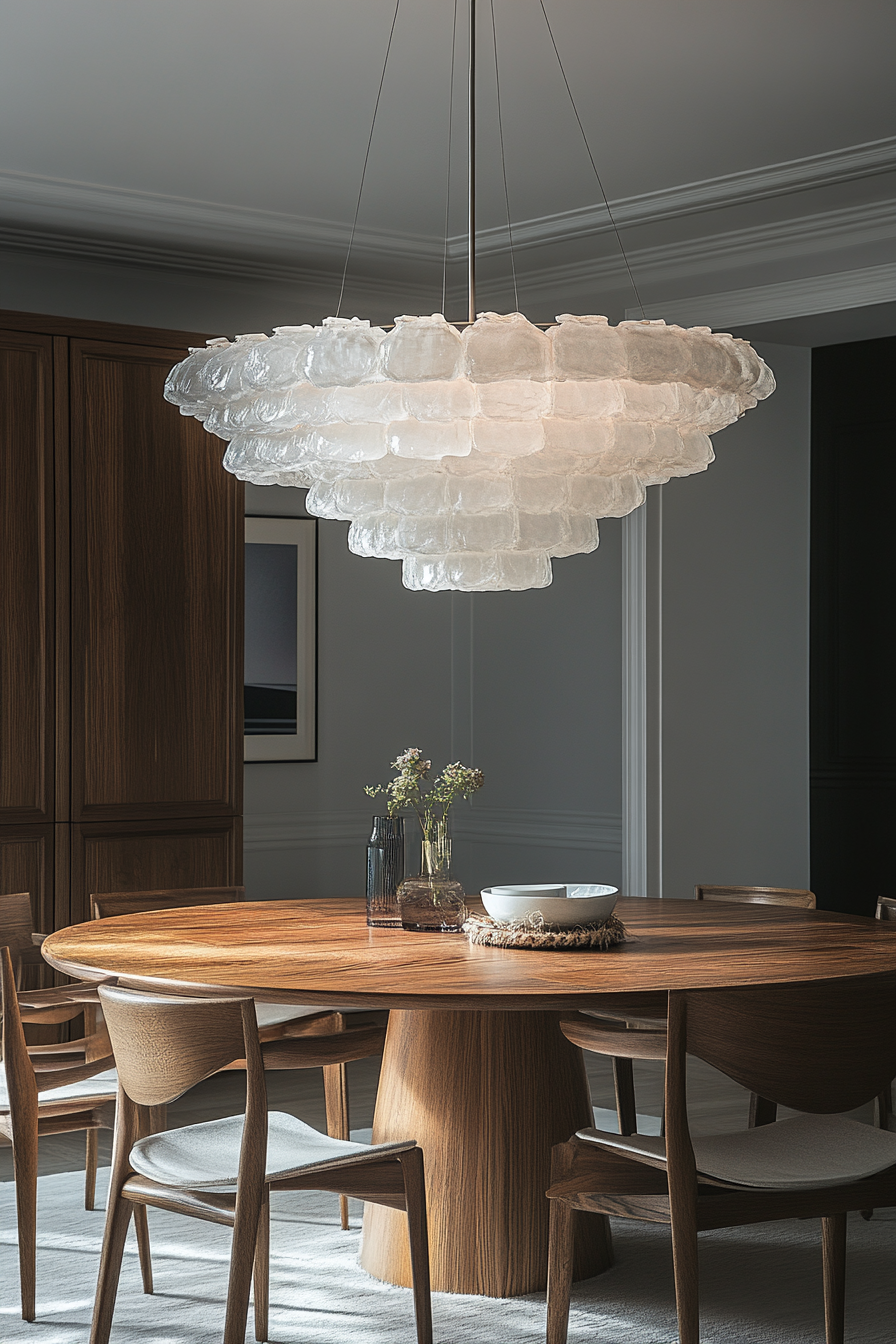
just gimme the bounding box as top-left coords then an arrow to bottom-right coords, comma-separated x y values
2,1169 -> 894,1343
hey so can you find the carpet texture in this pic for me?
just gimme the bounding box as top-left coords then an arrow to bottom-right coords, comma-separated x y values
1,1169 -> 894,1343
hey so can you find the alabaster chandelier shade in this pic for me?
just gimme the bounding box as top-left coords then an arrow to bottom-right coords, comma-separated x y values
165,312 -> 773,591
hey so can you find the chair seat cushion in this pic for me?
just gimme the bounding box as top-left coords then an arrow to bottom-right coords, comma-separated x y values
577,1113 -> 896,1189
0,1066 -> 118,1113
128,1111 -> 414,1190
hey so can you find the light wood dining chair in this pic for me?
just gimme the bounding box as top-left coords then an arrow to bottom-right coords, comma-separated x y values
91,885 -> 388,1228
548,972 -> 896,1344
1,890 -> 49,989
2,890 -> 126,1213
576,885 -> 817,1135
1,946 -> 152,1321
91,982 -> 432,1344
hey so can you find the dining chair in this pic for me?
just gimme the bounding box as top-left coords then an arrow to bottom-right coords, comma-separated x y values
2,889 -> 126,1213
575,885 -> 817,1135
547,972 -> 896,1344
91,885 -> 388,1229
1,945 -> 152,1322
1,890 -> 48,989
90,981 -> 432,1344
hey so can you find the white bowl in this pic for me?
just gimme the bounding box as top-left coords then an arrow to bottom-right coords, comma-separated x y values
480,884 -> 618,928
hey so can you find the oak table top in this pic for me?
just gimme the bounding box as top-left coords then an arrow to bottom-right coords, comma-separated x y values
41,897 -> 896,1298
42,896 -> 896,1008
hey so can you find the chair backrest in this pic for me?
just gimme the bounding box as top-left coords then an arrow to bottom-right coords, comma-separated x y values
0,893 -> 36,980
98,982 -> 258,1105
90,886 -> 246,920
1,946 -> 115,1112
876,897 -> 896,922
669,973 -> 896,1117
695,884 -> 816,909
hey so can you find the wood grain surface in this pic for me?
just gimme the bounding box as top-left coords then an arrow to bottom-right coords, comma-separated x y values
41,896 -> 896,1298
42,897 -> 896,1010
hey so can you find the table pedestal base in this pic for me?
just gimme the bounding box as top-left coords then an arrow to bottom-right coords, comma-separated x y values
360,1008 -> 612,1297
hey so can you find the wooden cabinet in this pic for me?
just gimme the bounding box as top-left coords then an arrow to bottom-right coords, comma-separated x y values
0,311 -> 243,944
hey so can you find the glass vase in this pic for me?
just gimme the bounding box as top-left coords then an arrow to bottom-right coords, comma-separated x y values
366,816 -> 405,927
397,818 -> 466,932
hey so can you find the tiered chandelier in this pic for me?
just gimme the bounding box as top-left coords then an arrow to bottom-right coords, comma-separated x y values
165,2 -> 774,593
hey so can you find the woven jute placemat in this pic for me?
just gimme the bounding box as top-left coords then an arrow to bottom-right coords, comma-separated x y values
462,911 -> 628,951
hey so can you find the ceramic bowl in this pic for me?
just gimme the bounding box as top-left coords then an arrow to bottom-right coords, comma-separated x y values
480,884 -> 618,927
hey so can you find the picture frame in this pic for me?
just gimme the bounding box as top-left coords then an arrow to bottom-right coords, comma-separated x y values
244,517 -> 317,762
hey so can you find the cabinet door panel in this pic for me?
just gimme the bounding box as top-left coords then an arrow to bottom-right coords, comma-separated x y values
69,340 -> 243,821
0,824 -> 54,967
71,816 -> 242,928
0,333 -> 54,823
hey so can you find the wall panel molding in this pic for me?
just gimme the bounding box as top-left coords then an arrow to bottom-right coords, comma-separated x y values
244,807 -> 622,855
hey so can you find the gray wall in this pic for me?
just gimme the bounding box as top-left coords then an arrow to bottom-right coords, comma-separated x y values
658,341 -> 811,898
243,481 -> 623,900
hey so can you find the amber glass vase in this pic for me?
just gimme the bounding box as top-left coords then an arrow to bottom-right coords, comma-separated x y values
397,819 -> 466,932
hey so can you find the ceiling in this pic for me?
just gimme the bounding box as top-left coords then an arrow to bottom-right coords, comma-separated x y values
1,0 -> 894,338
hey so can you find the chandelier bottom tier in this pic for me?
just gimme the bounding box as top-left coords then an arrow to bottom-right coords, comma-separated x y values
165,311 -> 774,593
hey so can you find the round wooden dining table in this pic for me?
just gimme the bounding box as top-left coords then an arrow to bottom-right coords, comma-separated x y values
43,896 -> 896,1298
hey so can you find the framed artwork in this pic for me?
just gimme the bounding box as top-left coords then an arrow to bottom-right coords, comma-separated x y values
244,517 -> 317,761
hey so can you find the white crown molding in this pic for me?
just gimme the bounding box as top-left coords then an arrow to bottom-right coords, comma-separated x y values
0,135 -> 893,278
244,807 -> 622,854
516,199 -> 896,305
625,261 -> 896,329
474,137 -> 896,257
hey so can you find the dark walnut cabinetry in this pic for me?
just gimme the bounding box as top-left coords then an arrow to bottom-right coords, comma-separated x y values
0,312 -> 243,952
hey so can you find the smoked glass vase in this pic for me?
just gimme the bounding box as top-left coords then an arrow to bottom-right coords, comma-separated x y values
366,816 -> 405,927
397,820 -> 466,932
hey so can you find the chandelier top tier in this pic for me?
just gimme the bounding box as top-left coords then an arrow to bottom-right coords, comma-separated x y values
165,311 -> 774,592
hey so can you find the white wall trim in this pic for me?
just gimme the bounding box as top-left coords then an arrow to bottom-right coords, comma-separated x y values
1,136 -> 892,307
520,199 -> 895,302
622,506 -> 648,896
244,807 -> 622,854
1,137 -> 891,267
625,261 -> 896,329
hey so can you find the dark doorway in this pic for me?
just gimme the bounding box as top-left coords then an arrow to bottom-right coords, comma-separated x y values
810,335 -> 896,914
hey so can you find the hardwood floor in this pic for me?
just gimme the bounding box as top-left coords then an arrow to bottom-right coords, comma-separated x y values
3,1050 -> 823,1183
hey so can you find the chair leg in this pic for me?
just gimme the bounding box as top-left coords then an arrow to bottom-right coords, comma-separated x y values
398,1148 -> 433,1344
612,1057 -> 638,1135
253,1192 -> 270,1343
323,1060 -> 351,1230
85,1129 -> 98,1211
223,1184 -> 263,1344
134,1205 -> 153,1293
546,1197 -> 575,1344
13,1125 -> 38,1321
89,1196 -> 134,1344
670,1196 -> 700,1344
822,1213 -> 846,1344
748,1093 -> 778,1127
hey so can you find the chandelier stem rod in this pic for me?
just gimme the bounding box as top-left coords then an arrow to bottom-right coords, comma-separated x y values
467,0 -> 476,324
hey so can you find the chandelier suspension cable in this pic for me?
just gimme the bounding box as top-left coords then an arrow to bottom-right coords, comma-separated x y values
441,0 -> 460,320
537,0 -> 646,320
489,0 -> 520,314
335,0 -> 402,319
467,0 -> 477,323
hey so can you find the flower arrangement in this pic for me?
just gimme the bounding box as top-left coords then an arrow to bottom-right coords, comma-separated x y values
365,747 -> 484,877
